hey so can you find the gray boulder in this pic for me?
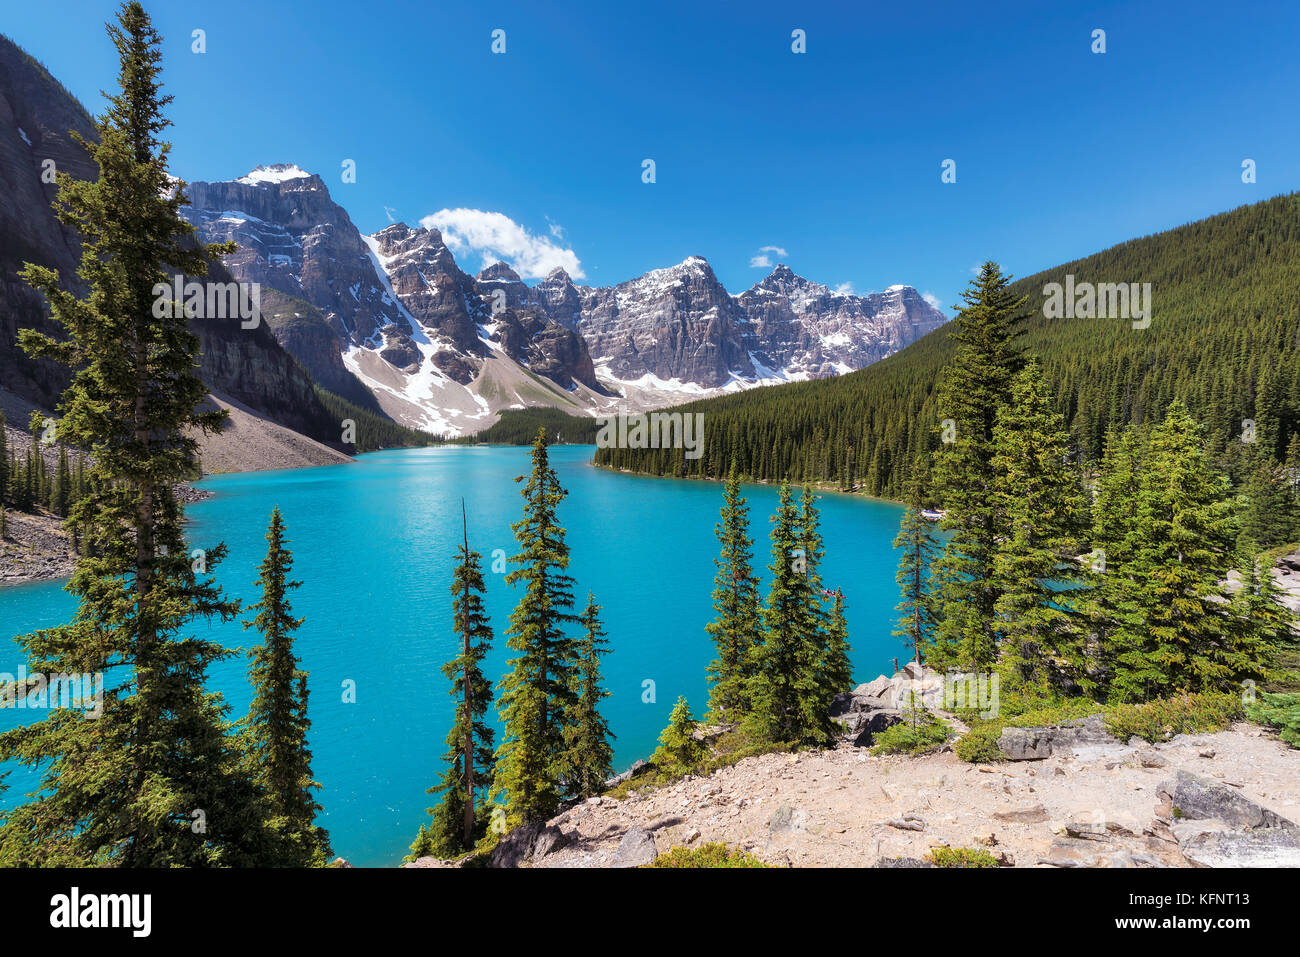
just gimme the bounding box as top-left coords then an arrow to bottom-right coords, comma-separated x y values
834,711 -> 869,736
831,690 -> 892,717
531,825 -> 570,860
857,676 -> 893,699
487,822 -> 569,868
610,827 -> 658,868
998,713 -> 1117,760
768,806 -> 810,834
1158,770 -> 1297,830
1180,828 -> 1300,867
852,709 -> 903,747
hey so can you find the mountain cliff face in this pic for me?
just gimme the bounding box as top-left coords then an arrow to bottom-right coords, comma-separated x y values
0,35 -> 97,411
0,38 -> 348,456
571,257 -> 756,390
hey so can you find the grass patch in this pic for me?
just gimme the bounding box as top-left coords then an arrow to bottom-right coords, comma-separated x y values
954,691 -> 1249,761
645,843 -> 772,868
927,846 -> 1000,868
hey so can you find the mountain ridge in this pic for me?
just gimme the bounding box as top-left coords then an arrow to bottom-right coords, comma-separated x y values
181,164 -> 946,435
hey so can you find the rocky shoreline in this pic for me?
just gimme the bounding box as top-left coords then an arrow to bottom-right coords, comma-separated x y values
0,484 -> 213,587
0,509 -> 77,586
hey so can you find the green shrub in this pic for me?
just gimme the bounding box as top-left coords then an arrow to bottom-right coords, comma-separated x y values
646,842 -> 772,868
927,846 -> 1000,868
650,696 -> 708,775
1104,692 -> 1242,743
871,712 -> 952,755
955,721 -> 1009,763
1246,691 -> 1300,747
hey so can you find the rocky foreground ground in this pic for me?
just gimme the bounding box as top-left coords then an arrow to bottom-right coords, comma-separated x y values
400,651 -> 1300,869
429,721 -> 1299,869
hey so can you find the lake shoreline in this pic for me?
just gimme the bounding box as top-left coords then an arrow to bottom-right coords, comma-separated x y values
587,460 -> 906,505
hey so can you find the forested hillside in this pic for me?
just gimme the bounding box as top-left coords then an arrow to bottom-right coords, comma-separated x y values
460,407 -> 602,445
593,193 -> 1300,498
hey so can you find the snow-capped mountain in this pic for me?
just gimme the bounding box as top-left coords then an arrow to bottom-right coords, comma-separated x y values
182,165 -> 947,435
518,257 -> 947,404
737,265 -> 947,378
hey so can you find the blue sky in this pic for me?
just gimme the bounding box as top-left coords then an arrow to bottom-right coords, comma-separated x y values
7,0 -> 1299,311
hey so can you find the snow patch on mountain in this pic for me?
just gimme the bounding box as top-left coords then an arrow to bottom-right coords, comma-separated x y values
237,164 -> 312,186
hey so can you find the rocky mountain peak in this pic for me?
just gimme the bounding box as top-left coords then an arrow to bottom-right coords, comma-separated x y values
478,262 -> 523,283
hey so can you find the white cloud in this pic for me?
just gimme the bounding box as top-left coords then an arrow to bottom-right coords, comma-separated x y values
419,208 -> 584,279
383,205 -> 397,223
749,245 -> 789,269
547,218 -> 566,240
833,281 -> 856,296
923,291 -> 944,311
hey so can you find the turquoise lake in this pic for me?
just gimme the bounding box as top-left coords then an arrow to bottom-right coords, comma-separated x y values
1,445 -> 907,866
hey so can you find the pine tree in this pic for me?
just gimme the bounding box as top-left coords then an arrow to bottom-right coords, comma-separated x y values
53,446 -> 71,518
893,465 -> 943,668
1107,404 -> 1239,701
0,2 -> 259,866
560,593 -> 615,798
825,589 -> 853,693
1229,544 -> 1291,688
493,428 -> 578,824
932,262 -> 1027,668
990,362 -> 1090,694
243,508 -> 330,866
1238,452 -> 1290,549
413,504 -> 495,857
650,696 -> 706,775
801,485 -> 850,697
1284,434 -> 1300,506
704,466 -> 763,723
1091,428 -> 1145,570
747,481 -> 832,746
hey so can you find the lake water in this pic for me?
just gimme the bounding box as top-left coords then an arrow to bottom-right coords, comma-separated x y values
1,445 -> 907,866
